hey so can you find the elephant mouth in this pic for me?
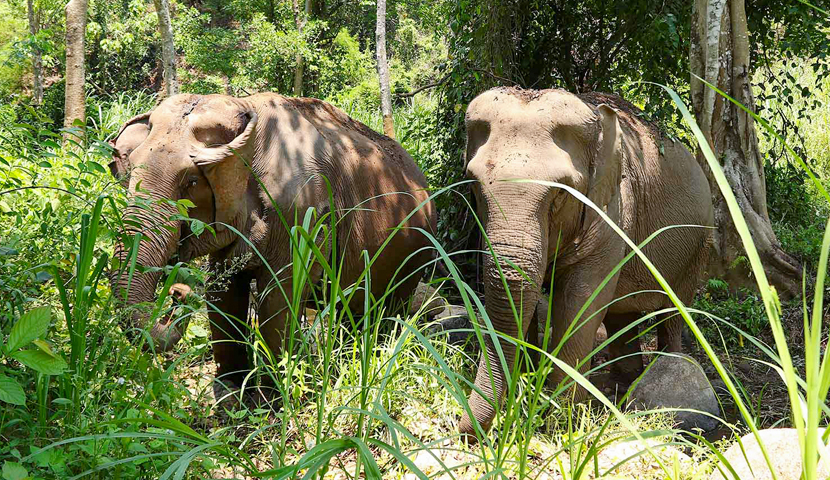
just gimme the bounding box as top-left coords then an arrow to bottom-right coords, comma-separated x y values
159,303 -> 182,327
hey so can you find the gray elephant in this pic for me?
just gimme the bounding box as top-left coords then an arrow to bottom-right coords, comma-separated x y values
460,87 -> 713,436
108,93 -> 436,391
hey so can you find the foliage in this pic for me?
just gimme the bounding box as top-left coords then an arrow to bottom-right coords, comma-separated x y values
755,59 -> 830,270
0,0 -> 33,97
694,284 -> 766,350
663,78 -> 830,480
0,307 -> 66,406
87,0 -> 159,93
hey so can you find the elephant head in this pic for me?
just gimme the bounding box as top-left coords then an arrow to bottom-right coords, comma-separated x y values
110,94 -> 258,351
459,87 -> 621,436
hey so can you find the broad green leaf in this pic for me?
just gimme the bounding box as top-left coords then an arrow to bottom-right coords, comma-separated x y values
6,307 -> 52,352
0,375 -> 25,405
12,350 -> 68,375
1,461 -> 27,480
0,201 -> 10,214
190,219 -> 205,237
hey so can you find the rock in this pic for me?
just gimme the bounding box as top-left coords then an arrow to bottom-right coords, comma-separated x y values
409,282 -> 448,319
710,378 -> 729,395
404,446 -> 476,480
597,438 -> 694,477
430,305 -> 476,347
628,354 -> 720,432
709,428 -> 830,480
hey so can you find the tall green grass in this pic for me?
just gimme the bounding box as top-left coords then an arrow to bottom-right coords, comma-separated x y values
670,77 -> 830,480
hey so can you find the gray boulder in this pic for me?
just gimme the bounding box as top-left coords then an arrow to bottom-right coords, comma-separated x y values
709,428 -> 830,480
628,354 -> 720,432
430,305 -> 476,347
409,282 -> 448,319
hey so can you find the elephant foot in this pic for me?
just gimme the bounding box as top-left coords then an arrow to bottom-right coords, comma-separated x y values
212,376 -> 276,414
610,362 -> 644,386
213,372 -> 279,411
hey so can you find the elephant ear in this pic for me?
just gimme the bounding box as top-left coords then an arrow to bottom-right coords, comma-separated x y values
587,104 -> 623,209
109,112 -> 151,187
191,111 -> 258,231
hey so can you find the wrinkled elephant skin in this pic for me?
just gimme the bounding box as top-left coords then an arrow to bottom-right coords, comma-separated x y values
460,87 -> 713,437
109,93 -> 436,389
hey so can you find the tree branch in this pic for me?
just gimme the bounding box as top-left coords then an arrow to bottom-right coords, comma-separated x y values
393,72 -> 451,98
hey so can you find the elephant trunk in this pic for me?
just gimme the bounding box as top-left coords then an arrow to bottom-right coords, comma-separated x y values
460,212 -> 547,436
111,201 -> 183,352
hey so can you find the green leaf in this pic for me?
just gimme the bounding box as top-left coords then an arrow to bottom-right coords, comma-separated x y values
190,219 -> 205,237
31,339 -> 58,357
12,350 -> 68,375
1,461 -> 27,480
0,375 -> 25,406
34,271 -> 52,283
37,161 -> 52,168
0,201 -> 11,214
86,161 -> 106,174
6,307 -> 52,352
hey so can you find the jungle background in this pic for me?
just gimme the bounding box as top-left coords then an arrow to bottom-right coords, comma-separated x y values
2,0 -> 830,478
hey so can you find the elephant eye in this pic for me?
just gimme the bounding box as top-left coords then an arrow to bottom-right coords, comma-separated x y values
186,176 -> 198,189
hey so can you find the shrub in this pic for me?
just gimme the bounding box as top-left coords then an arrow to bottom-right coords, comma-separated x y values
693,282 -> 766,349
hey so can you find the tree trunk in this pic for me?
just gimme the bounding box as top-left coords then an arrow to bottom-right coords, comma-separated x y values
27,0 -> 42,104
376,0 -> 395,139
691,0 -> 801,297
153,0 -> 178,98
63,0 -> 87,142
292,0 -> 311,96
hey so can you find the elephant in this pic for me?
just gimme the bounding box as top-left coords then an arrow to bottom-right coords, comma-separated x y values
108,93 -> 436,393
459,87 -> 713,436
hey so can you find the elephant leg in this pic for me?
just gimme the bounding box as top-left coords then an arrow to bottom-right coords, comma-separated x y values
210,273 -> 252,391
657,312 -> 683,352
255,224 -> 329,370
256,269 -> 305,366
545,264 -> 622,401
604,312 -> 644,385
